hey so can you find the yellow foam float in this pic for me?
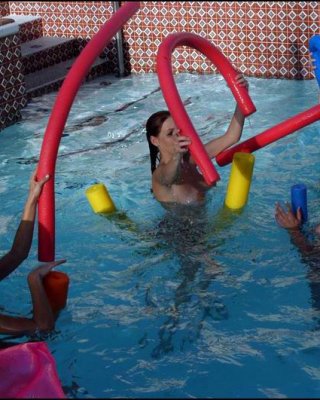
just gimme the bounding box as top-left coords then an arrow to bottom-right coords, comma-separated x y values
225,152 -> 255,210
85,183 -> 116,214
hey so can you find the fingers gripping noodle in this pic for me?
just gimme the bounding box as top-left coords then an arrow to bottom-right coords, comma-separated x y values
156,32 -> 256,186
309,35 -> 320,87
36,2 -> 140,262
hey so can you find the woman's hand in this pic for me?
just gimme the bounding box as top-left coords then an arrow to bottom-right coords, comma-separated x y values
26,259 -> 66,333
275,202 -> 302,230
28,259 -> 66,281
235,73 -> 249,90
28,169 -> 50,203
172,135 -> 191,156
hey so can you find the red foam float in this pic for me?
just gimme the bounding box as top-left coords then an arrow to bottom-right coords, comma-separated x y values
0,342 -> 65,398
157,32 -> 256,185
37,2 -> 140,261
43,271 -> 70,314
216,103 -> 320,166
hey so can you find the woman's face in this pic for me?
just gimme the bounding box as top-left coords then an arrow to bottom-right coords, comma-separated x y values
151,116 -> 180,155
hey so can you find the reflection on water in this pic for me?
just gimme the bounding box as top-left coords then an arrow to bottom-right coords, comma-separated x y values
1,73 -> 320,398
297,234 -> 320,328
149,202 -> 228,358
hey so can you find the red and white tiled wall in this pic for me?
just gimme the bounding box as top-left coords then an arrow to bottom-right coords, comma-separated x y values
7,1 -> 320,78
0,31 -> 26,129
1,2 -> 25,129
0,2 -> 9,17
1,1 -> 320,130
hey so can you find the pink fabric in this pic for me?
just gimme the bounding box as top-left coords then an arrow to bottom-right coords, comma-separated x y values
0,342 -> 65,398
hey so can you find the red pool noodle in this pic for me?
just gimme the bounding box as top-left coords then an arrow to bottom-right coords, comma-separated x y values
216,103 -> 320,166
157,32 -> 256,185
43,271 -> 70,314
36,2 -> 140,261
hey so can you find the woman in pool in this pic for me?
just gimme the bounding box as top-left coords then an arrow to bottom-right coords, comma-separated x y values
145,75 -> 248,352
0,168 -> 67,335
146,73 -> 249,205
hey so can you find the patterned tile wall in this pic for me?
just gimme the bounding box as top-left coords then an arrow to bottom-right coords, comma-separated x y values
124,1 -> 320,78
22,39 -> 79,74
8,1 -> 320,79
9,2 -> 119,73
0,2 -> 10,17
10,2 -> 115,38
19,18 -> 43,43
25,62 -> 112,101
0,33 -> 27,131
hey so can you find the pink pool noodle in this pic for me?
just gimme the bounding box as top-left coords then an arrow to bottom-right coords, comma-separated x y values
216,103 -> 320,166
157,32 -> 256,185
36,2 -> 140,261
0,342 -> 65,398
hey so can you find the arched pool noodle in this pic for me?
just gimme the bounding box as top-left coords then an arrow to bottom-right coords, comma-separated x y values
309,35 -> 320,87
36,2 -> 140,261
156,32 -> 256,186
216,103 -> 320,166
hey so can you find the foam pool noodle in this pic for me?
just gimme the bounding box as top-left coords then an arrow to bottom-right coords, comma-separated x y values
225,152 -> 255,210
291,183 -> 308,224
85,183 -> 116,214
43,271 -> 69,314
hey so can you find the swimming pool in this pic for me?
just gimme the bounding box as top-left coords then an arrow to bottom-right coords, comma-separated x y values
1,72 -> 320,398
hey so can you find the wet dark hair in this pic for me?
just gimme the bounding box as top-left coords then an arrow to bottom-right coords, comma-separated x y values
146,110 -> 171,174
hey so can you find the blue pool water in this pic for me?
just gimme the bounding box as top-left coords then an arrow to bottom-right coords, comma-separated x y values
0,72 -> 320,398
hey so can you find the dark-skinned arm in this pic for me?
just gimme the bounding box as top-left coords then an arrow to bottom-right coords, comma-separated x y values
204,74 -> 248,159
0,170 -> 50,281
275,202 -> 317,256
0,260 -> 66,335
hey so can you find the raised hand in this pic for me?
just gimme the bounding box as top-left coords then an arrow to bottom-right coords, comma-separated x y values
235,73 -> 249,90
28,259 -> 66,280
275,202 -> 302,230
28,169 -> 50,203
173,135 -> 192,155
